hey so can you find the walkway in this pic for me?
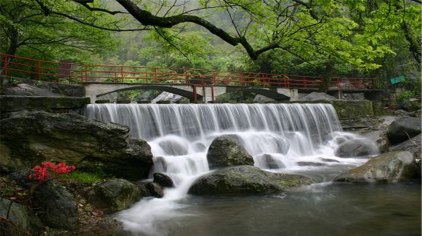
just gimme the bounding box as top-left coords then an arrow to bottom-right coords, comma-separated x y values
1,53 -> 376,102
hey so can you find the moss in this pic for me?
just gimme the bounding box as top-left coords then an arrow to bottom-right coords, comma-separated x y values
331,100 -> 374,119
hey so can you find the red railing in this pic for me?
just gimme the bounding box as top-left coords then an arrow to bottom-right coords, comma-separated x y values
0,53 -> 374,90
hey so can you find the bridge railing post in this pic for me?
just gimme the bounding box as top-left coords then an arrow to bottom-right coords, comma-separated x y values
37,60 -> 42,81
153,67 -> 157,82
0,54 -> 8,88
120,65 -> 124,83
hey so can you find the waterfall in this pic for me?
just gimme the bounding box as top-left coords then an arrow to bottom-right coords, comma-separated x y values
85,103 -> 367,235
86,104 -> 344,171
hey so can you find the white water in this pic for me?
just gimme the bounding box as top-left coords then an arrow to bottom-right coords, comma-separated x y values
86,103 -> 373,235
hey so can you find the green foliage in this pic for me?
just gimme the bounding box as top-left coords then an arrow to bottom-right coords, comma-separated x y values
1,0 -> 420,84
0,0 -> 119,62
60,170 -> 105,184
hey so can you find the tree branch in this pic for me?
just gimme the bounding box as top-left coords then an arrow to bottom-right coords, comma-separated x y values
50,11 -> 149,32
114,0 -> 271,59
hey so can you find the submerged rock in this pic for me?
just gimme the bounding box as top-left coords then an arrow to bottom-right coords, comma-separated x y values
188,165 -> 312,195
32,180 -> 78,230
335,139 -> 378,158
86,178 -> 142,214
146,182 -> 164,198
334,151 -> 419,183
207,135 -> 254,169
0,111 -> 153,179
387,117 -> 421,145
361,130 -> 390,153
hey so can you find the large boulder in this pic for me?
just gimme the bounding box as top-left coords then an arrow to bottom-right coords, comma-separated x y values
207,135 -> 254,169
86,178 -> 143,213
0,198 -> 43,235
390,134 -> 421,157
188,165 -> 312,195
334,151 -> 419,183
32,180 -> 78,230
387,117 -> 421,145
335,139 -> 378,157
0,111 -> 153,179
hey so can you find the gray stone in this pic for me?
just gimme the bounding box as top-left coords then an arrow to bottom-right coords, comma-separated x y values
33,180 -> 78,229
87,178 -> 142,213
361,130 -> 390,153
1,83 -> 60,96
188,165 -> 312,196
0,198 -> 43,235
153,173 -> 174,188
0,111 -> 153,179
207,135 -> 254,169
146,182 -> 164,198
299,92 -> 337,101
390,134 -> 421,157
335,139 -> 379,157
334,151 -> 419,183
387,117 -> 421,145
253,94 -> 275,103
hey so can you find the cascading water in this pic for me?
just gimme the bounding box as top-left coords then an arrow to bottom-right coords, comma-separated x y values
85,103 -> 374,235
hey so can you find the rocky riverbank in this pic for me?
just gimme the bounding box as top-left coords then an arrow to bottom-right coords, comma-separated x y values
0,83 -> 420,235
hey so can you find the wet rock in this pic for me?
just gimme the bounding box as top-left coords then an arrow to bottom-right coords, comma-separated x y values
0,111 -> 153,179
332,100 -> 374,120
390,134 -> 421,157
297,162 -> 326,167
207,135 -> 254,169
86,178 -> 142,214
390,134 -> 421,179
158,140 -> 188,155
320,158 -> 340,163
188,165 -> 312,196
361,130 -> 390,153
9,169 -> 36,188
0,217 -> 30,236
335,139 -> 378,158
334,151 -> 419,183
146,182 -> 164,198
32,180 -> 78,229
153,173 -> 174,188
387,117 -> 421,145
0,198 -> 43,235
254,154 -> 285,169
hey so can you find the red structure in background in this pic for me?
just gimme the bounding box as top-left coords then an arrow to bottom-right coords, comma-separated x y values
0,53 -> 373,91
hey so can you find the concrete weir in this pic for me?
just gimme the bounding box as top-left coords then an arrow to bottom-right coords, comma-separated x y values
82,82 -> 299,103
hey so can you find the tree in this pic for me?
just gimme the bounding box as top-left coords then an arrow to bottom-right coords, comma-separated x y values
0,0 -> 119,61
33,0 -> 419,74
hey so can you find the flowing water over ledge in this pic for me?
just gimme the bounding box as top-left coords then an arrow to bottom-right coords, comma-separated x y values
86,103 -> 420,236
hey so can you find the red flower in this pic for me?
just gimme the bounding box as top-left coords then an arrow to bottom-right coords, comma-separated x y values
28,161 -> 76,183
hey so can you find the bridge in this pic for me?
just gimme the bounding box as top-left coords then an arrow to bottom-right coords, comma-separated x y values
1,53 -> 376,103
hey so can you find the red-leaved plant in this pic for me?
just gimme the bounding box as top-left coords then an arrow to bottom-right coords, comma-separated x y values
28,161 -> 76,183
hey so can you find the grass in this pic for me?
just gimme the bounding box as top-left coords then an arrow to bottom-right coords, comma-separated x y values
60,171 -> 105,184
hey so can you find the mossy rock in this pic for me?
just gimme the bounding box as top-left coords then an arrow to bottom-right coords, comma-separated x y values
188,165 -> 312,196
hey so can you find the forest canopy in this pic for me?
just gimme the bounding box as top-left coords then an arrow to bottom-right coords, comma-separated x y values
0,0 -> 420,79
